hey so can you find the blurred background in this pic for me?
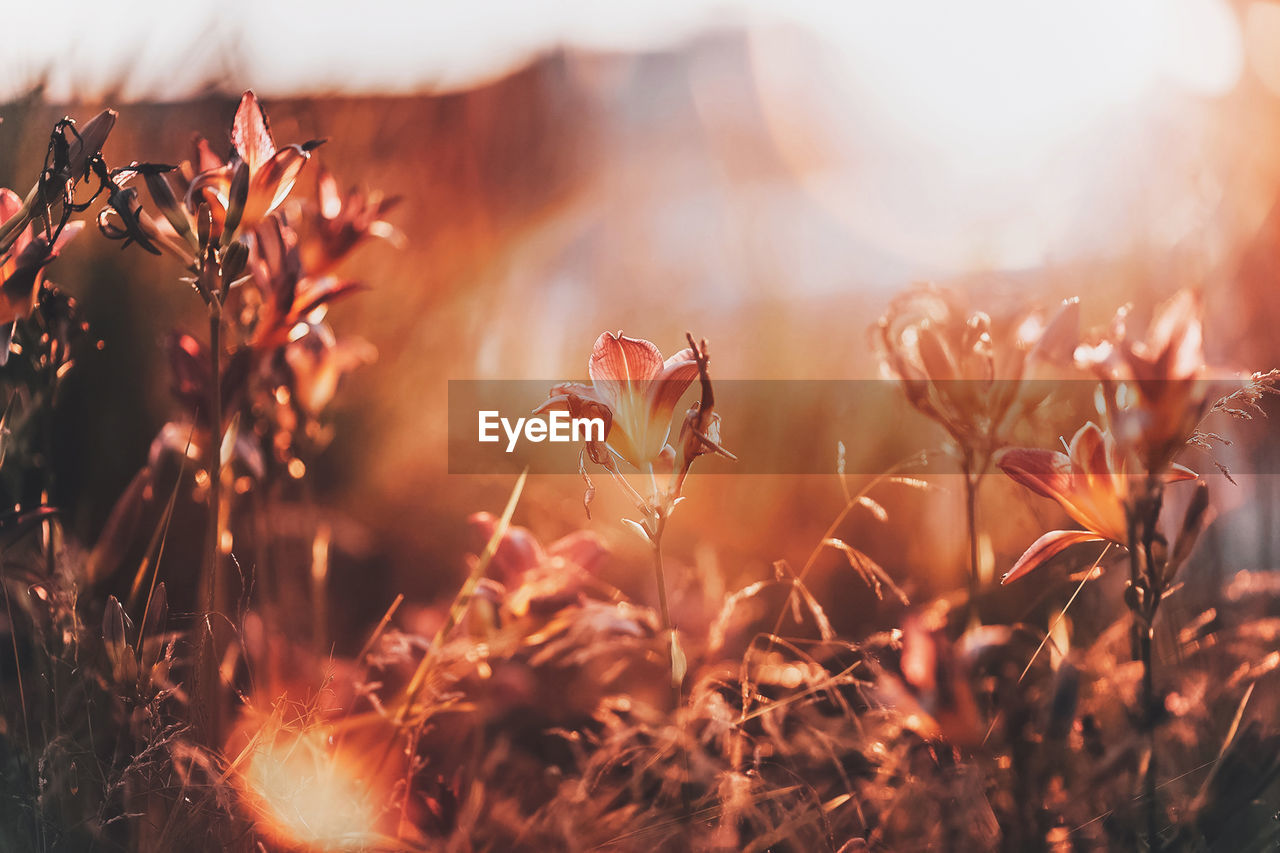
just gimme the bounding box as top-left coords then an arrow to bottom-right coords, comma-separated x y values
3,0 -> 1280,643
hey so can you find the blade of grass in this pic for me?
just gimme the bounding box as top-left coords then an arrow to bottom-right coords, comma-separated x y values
396,469 -> 526,723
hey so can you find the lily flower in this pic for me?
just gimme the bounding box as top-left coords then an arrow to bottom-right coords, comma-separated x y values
538,332 -> 734,517
288,167 -> 402,276
996,422 -> 1195,584
1075,289 -> 1208,475
874,284 -> 1078,453
0,188 -> 84,362
539,332 -> 701,473
240,217 -> 364,351
139,91 -> 320,259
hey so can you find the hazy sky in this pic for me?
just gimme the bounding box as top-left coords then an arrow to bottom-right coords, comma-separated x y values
0,0 -> 1246,103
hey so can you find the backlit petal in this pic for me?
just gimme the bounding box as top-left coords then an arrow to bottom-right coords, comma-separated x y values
231,91 -> 276,173
1002,529 -> 1106,584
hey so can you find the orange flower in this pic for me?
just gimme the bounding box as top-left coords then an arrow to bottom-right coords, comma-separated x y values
539,332 -> 701,472
874,284 -> 1077,451
241,217 -> 364,351
0,188 -> 84,359
289,166 -> 402,276
1075,289 -> 1208,474
996,422 -> 1194,583
140,91 -> 320,259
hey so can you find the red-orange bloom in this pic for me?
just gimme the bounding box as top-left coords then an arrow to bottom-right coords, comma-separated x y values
0,188 -> 83,357
997,422 -> 1194,583
1075,289 -> 1208,474
539,332 -> 700,472
142,91 -> 319,258
241,217 -> 364,351
874,284 -> 1078,450
289,167 -> 402,276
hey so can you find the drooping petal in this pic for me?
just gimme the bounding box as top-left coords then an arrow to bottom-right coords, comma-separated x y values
231,91 -> 276,173
996,447 -> 1073,502
1002,529 -> 1107,585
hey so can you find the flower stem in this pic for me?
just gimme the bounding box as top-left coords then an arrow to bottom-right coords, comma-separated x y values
197,302 -> 223,745
648,515 -> 693,815
961,448 -> 981,627
205,305 -> 222,621
1127,484 -> 1161,852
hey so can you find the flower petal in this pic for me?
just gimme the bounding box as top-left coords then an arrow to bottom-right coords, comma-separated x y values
996,447 -> 1072,502
231,90 -> 276,173
244,145 -> 309,223
0,189 -> 22,224
588,332 -> 664,386
1002,529 -> 1106,585
648,348 -> 699,425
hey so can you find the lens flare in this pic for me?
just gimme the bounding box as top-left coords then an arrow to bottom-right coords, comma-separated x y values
235,717 -> 383,852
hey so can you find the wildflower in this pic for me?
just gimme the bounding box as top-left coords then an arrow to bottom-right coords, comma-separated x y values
1075,289 -> 1208,475
0,188 -> 85,362
138,91 -> 321,260
240,217 -> 364,351
283,324 -> 376,415
537,331 -> 733,514
289,166 -> 402,275
873,284 -> 1078,452
996,422 -> 1194,583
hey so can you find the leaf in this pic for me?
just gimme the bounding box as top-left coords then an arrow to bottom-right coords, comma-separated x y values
669,630 -> 687,686
1002,529 -> 1106,585
822,538 -> 909,605
103,595 -> 137,686
620,518 -> 649,541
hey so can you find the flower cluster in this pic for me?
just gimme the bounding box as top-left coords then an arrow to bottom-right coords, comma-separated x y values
104,92 -> 396,483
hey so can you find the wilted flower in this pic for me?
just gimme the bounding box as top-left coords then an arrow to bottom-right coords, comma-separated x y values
3,109 -> 115,258
1075,289 -> 1208,475
996,421 -> 1194,583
